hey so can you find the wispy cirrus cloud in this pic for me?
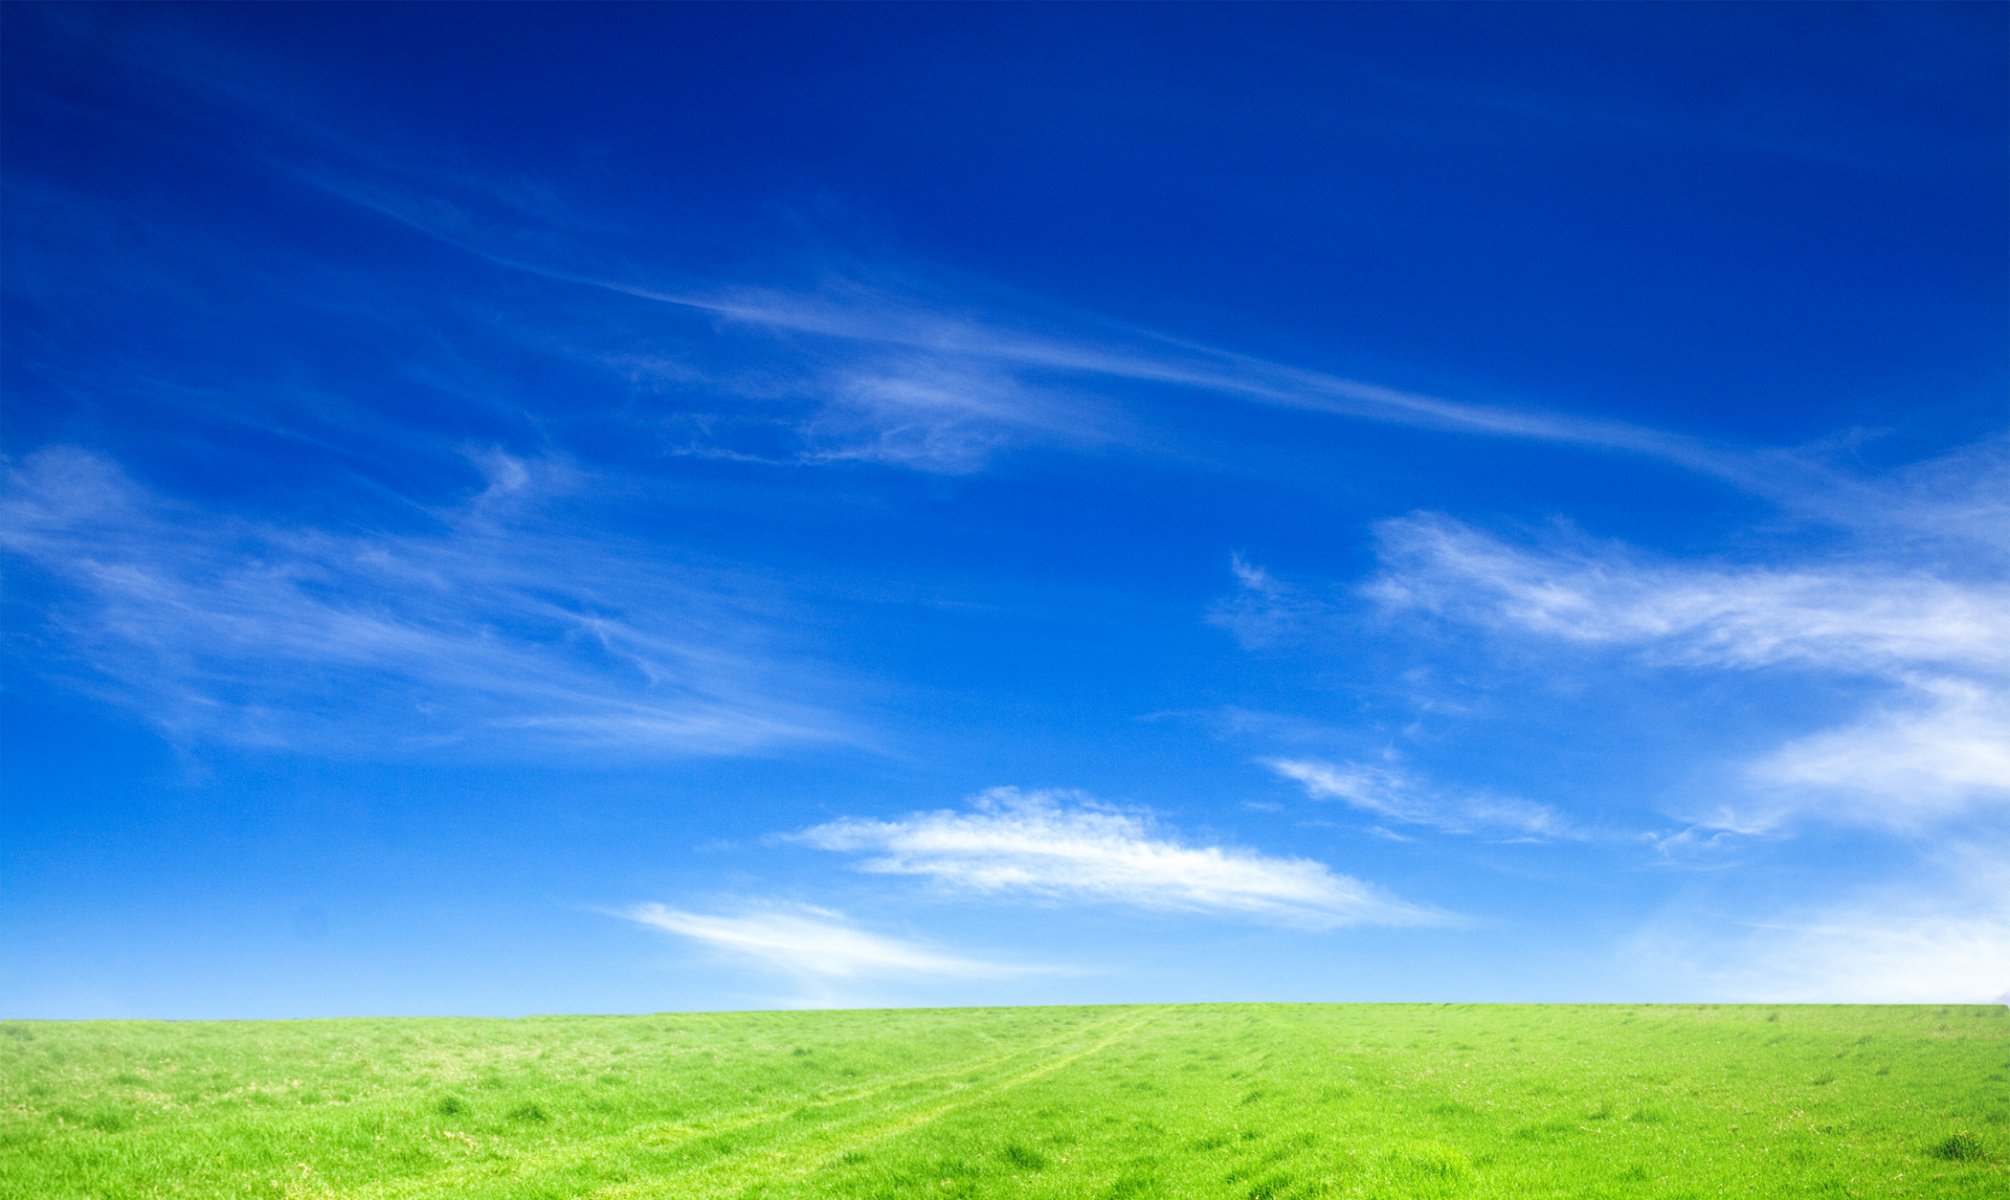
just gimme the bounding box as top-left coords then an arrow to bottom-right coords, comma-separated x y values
218,85 -> 1756,480
239,158 -> 2010,570
247,158 -> 2010,531
1356,495 -> 2010,834
789,356 -> 1109,474
0,446 -> 847,755
794,787 -> 1445,928
1631,846 -> 2010,1003
1769,434 -> 2010,563
618,277 -> 1734,469
1366,513 -> 2010,676
20,1 -> 1997,519
1265,758 -> 1583,842
1741,679 -> 2010,834
619,903 -> 1040,981
1206,554 -> 1341,650
281,169 -> 1727,476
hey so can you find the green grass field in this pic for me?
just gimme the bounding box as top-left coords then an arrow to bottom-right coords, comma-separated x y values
2,1004 -> 2004,1199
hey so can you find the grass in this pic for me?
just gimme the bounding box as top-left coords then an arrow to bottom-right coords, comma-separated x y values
1,1004 -> 2005,1198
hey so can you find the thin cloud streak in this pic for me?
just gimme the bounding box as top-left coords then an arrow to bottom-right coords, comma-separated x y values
236,158 -> 2010,565
279,153 -> 1758,480
1367,513 -> 2010,677
620,903 -> 1041,980
1361,504 -> 2010,833
1207,554 -> 1339,651
795,787 -> 1447,928
0,447 -> 847,755
24,5 -> 1984,518
1742,679 -> 2010,833
1632,848 -> 2010,1003
545,272 -> 1746,478
1266,758 -> 1584,842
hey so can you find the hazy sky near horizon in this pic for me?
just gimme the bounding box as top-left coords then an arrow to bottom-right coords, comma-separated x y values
3,3 -> 2006,1017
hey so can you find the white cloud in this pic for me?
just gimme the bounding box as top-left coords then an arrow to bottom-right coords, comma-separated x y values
0,447 -> 845,755
1774,434 -> 2010,565
33,9 -> 1998,518
1367,514 -> 2010,677
795,787 -> 1444,928
796,358 -> 1104,473
1633,848 -> 2010,1003
1738,679 -> 2010,833
1360,509 -> 2010,833
1206,554 -> 1340,650
620,903 -> 1037,980
1265,758 -> 1582,841
588,276 -> 1755,479
263,132 -> 1756,480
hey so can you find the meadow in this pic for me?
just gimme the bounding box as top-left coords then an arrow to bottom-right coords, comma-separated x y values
1,1004 -> 2003,1199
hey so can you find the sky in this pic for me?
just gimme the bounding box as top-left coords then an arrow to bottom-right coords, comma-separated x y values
2,3 -> 2006,1018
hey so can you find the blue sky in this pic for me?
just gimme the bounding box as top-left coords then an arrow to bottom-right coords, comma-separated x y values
2,3 -> 2005,1018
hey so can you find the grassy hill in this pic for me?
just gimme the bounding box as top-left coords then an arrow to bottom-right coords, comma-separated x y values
2,1003 -> 2004,1198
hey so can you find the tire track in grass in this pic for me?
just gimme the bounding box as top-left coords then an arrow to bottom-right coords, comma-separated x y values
351,1012 -> 1114,1200
347,1009 -> 1140,1200
599,1007 -> 1162,1200
628,1012 -> 1122,1146
604,1009 -> 1155,1196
